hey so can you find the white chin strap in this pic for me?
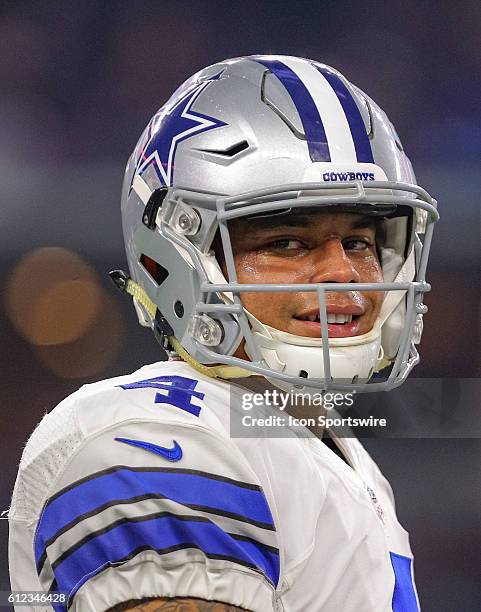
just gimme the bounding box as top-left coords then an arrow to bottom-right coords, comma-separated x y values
244,250 -> 416,391
245,314 -> 383,391
247,319 -> 383,390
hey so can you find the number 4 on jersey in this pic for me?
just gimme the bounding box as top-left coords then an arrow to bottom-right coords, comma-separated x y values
119,375 -> 204,417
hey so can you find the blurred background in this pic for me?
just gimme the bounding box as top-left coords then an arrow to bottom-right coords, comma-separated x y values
1,1 -> 479,610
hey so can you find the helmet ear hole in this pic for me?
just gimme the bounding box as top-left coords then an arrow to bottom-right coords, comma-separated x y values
174,300 -> 184,318
140,254 -> 169,286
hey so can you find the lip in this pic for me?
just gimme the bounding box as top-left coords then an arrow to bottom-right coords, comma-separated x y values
295,304 -> 365,319
292,304 -> 366,338
291,318 -> 362,338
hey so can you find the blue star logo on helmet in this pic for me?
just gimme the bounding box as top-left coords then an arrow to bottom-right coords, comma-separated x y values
133,71 -> 226,188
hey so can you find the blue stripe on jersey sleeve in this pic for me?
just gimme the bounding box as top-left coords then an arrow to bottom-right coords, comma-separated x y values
35,467 -> 275,566
317,66 -> 374,164
255,58 -> 331,162
390,552 -> 419,612
52,514 -> 280,601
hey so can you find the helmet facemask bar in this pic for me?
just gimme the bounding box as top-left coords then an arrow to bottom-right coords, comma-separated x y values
158,180 -> 438,393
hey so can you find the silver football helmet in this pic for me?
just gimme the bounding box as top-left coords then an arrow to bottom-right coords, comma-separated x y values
117,55 -> 438,393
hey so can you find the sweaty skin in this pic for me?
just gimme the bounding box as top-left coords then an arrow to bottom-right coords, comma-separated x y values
110,597 -> 248,611
216,210 -> 385,361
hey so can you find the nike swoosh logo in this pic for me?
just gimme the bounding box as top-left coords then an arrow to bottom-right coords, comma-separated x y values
115,437 -> 183,462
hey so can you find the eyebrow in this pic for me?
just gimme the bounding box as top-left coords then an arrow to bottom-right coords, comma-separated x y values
351,216 -> 378,230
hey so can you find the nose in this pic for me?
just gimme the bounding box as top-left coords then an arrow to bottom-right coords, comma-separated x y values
309,238 -> 361,284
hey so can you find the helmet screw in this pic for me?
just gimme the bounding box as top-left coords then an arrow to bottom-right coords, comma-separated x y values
178,213 -> 192,231
172,206 -> 201,235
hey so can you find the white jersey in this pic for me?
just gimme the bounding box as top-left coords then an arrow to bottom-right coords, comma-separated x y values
9,360 -> 420,612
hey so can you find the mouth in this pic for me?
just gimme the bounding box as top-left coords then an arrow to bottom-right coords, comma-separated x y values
292,306 -> 365,338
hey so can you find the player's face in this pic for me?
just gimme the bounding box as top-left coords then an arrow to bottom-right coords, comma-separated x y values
221,210 -> 384,358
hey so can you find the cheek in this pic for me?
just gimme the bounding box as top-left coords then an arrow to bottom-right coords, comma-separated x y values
363,258 -> 384,313
352,250 -> 383,280
235,253 -> 307,305
233,254 -> 296,326
371,290 -> 385,315
234,252 -> 302,283
350,253 -> 384,311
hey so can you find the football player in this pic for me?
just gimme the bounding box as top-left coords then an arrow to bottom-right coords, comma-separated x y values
9,55 -> 438,611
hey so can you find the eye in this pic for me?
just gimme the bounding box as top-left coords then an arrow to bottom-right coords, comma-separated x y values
342,237 -> 373,251
268,238 -> 306,251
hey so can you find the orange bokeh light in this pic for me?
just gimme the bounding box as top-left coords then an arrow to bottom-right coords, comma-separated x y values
5,247 -> 124,378
5,247 -> 102,345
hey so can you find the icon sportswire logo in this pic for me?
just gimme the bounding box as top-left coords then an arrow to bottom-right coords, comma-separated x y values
114,437 -> 183,462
